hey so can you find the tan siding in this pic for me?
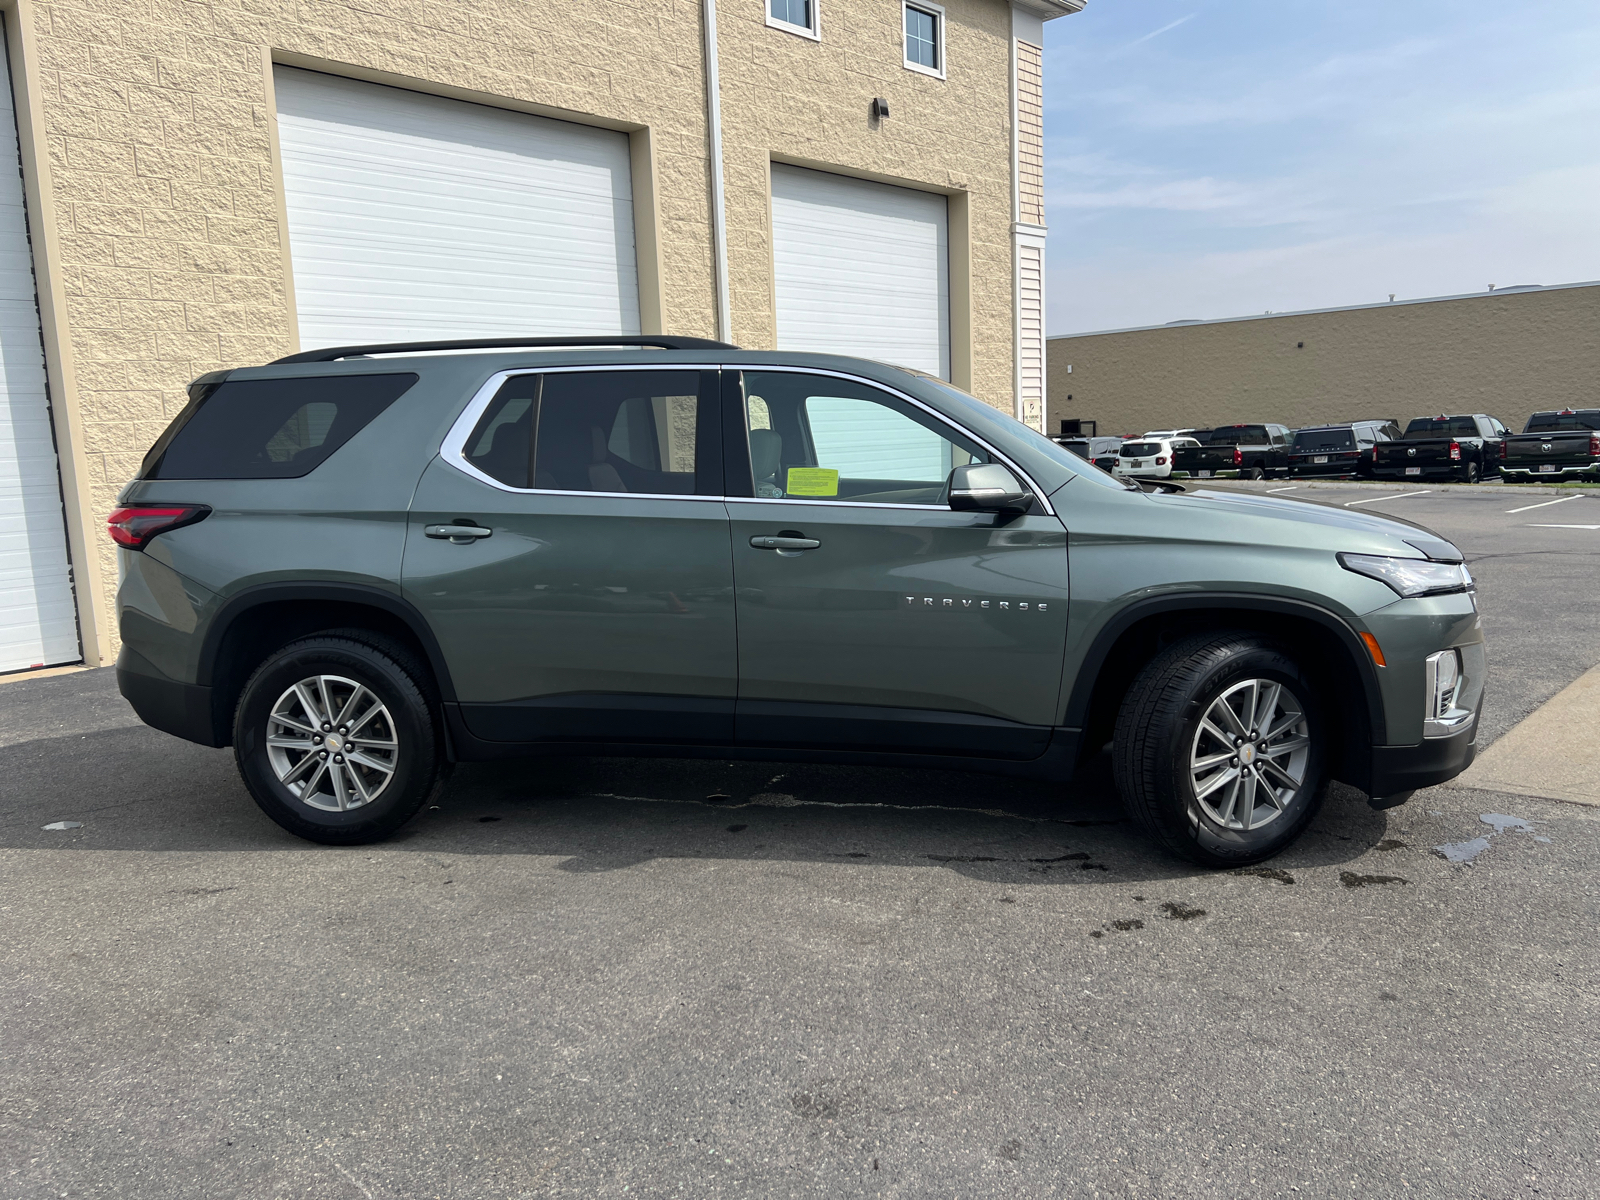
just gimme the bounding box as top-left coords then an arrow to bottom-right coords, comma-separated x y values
1045,285 -> 1600,437
1014,39 -> 1044,226
1017,242 -> 1043,429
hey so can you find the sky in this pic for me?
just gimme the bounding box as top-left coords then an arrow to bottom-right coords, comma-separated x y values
1041,0 -> 1600,334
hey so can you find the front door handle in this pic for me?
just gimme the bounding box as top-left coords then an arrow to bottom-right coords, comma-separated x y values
750,535 -> 820,551
425,523 -> 493,544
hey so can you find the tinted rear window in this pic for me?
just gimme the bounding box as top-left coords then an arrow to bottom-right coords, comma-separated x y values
1524,411 -> 1600,432
1206,425 -> 1269,445
1121,442 -> 1160,456
143,373 -> 417,480
1293,428 -> 1355,451
1403,417 -> 1479,438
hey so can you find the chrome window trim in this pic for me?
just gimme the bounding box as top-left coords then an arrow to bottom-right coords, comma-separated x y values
438,361 -> 1053,516
727,496 -> 952,514
736,365 -> 1055,517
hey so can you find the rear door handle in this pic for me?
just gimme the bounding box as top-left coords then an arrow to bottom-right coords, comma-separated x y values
425,523 -> 493,544
750,535 -> 820,551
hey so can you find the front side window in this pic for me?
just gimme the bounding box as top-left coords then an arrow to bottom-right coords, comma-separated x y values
463,370 -> 707,494
741,371 -> 986,505
768,0 -> 818,38
904,3 -> 943,75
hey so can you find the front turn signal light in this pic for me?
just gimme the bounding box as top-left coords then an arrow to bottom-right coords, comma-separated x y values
1359,630 -> 1387,667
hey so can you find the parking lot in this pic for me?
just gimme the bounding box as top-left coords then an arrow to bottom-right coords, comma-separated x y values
4,484 -> 1597,1199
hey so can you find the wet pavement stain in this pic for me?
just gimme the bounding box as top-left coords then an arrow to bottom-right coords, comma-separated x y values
725,824 -> 747,833
1233,867 -> 1295,885
1340,871 -> 1409,888
1433,837 -> 1491,864
1375,839 -> 1408,852
1160,901 -> 1206,921
1109,918 -> 1145,932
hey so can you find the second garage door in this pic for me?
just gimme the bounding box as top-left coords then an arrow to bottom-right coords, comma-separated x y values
274,67 -> 640,349
770,165 -> 950,379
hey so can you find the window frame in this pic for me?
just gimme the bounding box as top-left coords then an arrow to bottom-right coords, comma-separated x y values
902,1 -> 945,80
442,364 -> 1053,515
766,0 -> 821,42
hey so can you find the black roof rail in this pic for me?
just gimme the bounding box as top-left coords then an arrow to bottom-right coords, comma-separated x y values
270,335 -> 738,364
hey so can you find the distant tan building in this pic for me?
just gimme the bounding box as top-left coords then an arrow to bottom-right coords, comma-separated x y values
1046,280 -> 1600,439
0,0 -> 1082,674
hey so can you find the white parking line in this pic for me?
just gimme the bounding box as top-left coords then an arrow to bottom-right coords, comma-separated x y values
1506,494 -> 1583,514
1526,523 -> 1600,530
1266,486 -> 1298,493
1344,490 -> 1431,507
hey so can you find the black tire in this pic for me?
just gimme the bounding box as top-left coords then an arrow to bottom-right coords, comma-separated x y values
1113,632 -> 1329,867
1459,461 -> 1480,484
1244,465 -> 1266,481
233,633 -> 450,844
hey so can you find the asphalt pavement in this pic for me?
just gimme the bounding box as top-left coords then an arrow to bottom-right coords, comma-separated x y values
3,484 -> 1597,1199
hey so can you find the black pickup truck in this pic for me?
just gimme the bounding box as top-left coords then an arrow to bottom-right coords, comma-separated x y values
1499,409 -> 1600,482
1370,414 -> 1508,483
1173,423 -> 1291,480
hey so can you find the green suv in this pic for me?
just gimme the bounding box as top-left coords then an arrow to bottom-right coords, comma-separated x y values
113,337 -> 1484,865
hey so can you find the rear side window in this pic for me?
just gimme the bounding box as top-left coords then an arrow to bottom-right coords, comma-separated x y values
462,370 -> 710,494
143,373 -> 417,480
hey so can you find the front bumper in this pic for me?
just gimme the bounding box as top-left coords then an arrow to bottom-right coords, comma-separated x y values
1369,723 -> 1477,797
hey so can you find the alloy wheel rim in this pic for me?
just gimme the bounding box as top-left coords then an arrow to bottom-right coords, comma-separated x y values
1189,678 -> 1311,832
265,674 -> 398,812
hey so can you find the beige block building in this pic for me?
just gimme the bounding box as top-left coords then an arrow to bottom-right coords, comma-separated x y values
0,0 -> 1082,674
1046,280 -> 1600,439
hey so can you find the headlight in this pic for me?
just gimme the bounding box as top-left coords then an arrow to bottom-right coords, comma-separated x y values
1337,552 -> 1473,598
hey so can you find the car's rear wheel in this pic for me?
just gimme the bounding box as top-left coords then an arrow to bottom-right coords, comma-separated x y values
234,634 -> 449,844
1459,461 -> 1480,484
1244,465 -> 1265,481
1113,632 -> 1329,866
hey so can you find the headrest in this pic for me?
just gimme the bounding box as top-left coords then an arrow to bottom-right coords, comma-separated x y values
749,428 -> 782,480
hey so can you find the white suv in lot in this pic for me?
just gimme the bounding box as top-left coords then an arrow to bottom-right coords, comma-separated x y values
1113,436 -> 1199,480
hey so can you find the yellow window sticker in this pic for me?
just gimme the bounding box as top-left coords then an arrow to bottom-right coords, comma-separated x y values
785,467 -> 840,496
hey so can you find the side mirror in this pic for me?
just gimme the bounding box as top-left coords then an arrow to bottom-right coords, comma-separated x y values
948,462 -> 1034,514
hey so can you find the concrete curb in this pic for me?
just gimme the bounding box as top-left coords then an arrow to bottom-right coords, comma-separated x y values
1453,663 -> 1600,806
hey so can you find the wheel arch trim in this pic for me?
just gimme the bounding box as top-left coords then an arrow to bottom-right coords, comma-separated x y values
198,582 -> 457,702
1063,592 -> 1385,742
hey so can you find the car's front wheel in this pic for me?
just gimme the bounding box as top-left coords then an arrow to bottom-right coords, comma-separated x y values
1114,632 -> 1329,866
234,634 -> 450,844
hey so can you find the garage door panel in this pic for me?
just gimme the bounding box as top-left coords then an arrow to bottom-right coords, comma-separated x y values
0,36 -> 78,672
771,165 -> 949,379
274,67 -> 640,348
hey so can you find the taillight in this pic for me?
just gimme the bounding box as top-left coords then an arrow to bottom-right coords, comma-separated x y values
106,505 -> 210,550
1155,456 -> 1167,465
1448,441 -> 1461,461
1232,447 -> 1243,466
1590,434 -> 1600,458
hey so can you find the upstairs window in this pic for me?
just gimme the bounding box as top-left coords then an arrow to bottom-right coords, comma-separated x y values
768,0 -> 819,40
904,2 -> 944,77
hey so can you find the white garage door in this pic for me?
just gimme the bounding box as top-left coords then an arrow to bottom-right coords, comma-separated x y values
770,165 -> 949,378
0,39 -> 78,673
274,68 -> 640,349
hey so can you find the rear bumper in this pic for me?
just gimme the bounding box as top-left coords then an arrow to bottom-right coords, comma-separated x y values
1369,724 -> 1476,798
1500,463 -> 1596,479
1287,464 -> 1361,478
117,647 -> 223,747
1370,465 -> 1459,479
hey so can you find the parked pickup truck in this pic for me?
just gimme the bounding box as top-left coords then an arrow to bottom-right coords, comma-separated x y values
1173,423 -> 1292,480
1371,414 -> 1508,483
1499,409 -> 1600,482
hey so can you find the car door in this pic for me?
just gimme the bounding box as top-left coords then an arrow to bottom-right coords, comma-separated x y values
723,368 -> 1070,760
402,366 -> 737,745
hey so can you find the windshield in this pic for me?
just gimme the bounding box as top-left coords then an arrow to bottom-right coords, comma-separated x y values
1403,416 -> 1478,438
1121,442 -> 1161,456
1524,411 -> 1600,432
1206,425 -> 1269,445
1293,428 -> 1355,451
